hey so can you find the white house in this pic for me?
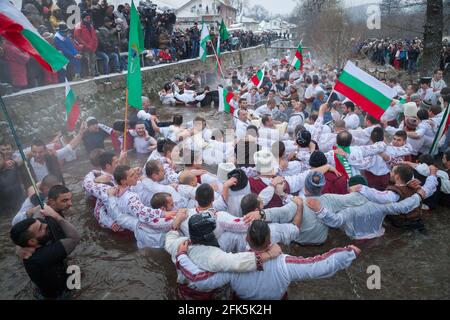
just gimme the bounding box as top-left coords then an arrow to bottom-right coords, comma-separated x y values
259,18 -> 296,37
237,15 -> 259,32
175,0 -> 237,31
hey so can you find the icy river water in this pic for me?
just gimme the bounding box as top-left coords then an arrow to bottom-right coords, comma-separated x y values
1,102 -> 449,300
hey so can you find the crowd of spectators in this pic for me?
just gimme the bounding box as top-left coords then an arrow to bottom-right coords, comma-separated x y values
356,38 -> 450,76
0,0 -> 279,93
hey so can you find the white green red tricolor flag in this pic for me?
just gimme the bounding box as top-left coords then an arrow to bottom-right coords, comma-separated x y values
429,105 -> 450,155
64,78 -> 80,131
334,61 -> 396,120
305,51 -> 312,64
250,68 -> 264,88
291,43 -> 303,71
199,20 -> 211,62
0,1 -> 68,72
218,86 -> 234,115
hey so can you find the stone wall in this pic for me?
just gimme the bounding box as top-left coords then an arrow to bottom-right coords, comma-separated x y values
0,45 -> 268,142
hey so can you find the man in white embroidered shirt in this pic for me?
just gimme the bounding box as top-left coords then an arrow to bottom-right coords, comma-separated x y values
175,220 -> 359,300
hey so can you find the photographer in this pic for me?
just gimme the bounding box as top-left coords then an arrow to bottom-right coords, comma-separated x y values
140,2 -> 159,50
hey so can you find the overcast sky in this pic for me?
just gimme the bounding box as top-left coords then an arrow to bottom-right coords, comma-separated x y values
247,0 -> 381,16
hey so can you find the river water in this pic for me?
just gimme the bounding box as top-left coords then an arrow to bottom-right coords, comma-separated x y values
1,97 -> 450,300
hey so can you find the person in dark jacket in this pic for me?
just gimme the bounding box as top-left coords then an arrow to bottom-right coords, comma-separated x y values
10,202 -> 80,299
96,17 -> 120,74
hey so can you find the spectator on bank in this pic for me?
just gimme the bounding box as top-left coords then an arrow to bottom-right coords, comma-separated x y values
96,17 -> 121,75
0,38 -> 30,90
74,11 -> 99,77
54,23 -> 82,81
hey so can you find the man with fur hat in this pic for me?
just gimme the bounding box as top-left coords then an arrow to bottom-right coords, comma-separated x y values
249,150 -> 338,208
174,220 -> 359,299
216,168 -> 252,217
165,216 -> 283,300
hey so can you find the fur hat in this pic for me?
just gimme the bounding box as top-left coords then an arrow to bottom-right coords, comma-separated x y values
403,102 -> 418,118
309,151 -> 327,168
189,212 -> 219,247
254,150 -> 276,175
405,117 -> 419,129
304,171 -> 326,196
216,163 -> 236,183
227,169 -> 249,192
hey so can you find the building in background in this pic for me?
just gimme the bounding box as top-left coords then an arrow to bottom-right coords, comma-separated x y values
175,0 -> 237,31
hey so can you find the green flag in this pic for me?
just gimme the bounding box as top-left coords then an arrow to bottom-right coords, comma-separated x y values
127,1 -> 144,110
200,20 -> 211,62
219,19 -> 229,41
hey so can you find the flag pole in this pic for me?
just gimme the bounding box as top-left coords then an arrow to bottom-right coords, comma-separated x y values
0,96 -> 44,209
123,89 -> 129,153
429,104 -> 449,155
210,41 -> 227,82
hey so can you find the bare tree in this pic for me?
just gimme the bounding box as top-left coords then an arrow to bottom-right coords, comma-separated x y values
380,0 -> 402,15
420,0 -> 443,75
228,0 -> 250,16
246,4 -> 270,21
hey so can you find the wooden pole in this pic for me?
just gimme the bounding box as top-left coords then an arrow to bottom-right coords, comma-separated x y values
210,41 -> 227,82
123,89 -> 129,153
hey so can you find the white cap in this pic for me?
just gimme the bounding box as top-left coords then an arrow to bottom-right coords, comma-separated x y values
216,163 -> 236,182
254,150 -> 276,175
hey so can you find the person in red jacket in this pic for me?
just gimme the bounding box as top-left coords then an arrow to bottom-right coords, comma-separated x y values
0,38 -> 30,90
309,151 -> 348,195
74,11 -> 98,77
159,48 -> 172,63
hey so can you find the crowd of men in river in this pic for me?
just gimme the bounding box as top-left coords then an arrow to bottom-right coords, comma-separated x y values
2,55 -> 450,300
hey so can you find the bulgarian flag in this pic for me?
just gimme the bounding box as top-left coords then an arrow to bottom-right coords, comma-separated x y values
291,43 -> 303,71
429,106 -> 450,155
64,78 -> 80,131
0,1 -> 68,72
250,67 -> 264,88
334,61 -> 396,120
218,86 -> 234,115
333,146 -> 352,179
199,20 -> 211,62
305,51 -> 312,64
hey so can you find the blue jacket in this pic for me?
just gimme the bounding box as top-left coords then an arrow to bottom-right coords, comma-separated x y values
54,32 -> 78,58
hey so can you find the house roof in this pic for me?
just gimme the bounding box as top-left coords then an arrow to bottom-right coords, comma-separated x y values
239,16 -> 257,24
176,0 -> 236,13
